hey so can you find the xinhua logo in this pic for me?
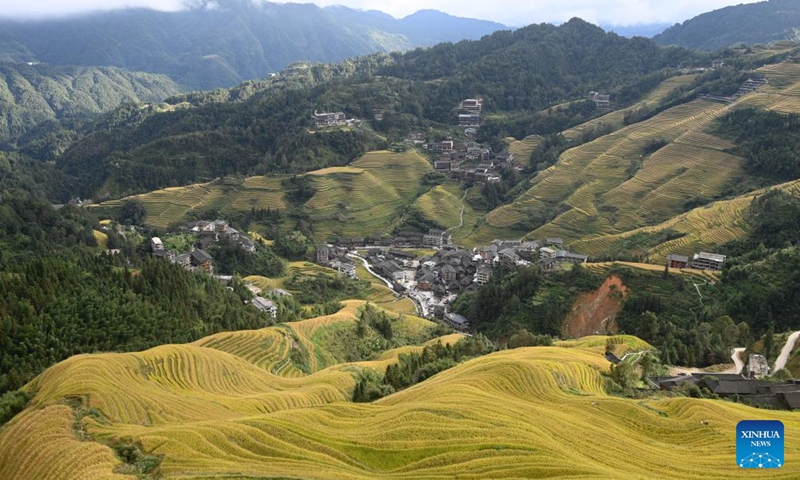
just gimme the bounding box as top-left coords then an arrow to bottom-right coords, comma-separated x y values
737,420 -> 784,468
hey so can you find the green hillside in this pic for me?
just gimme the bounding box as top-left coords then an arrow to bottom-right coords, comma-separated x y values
0,62 -> 180,147
654,0 -> 800,50
469,56 -> 800,254
45,18 -> 704,200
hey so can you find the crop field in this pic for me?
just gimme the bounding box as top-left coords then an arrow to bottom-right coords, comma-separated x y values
506,134 -> 541,165
4,316 -> 800,479
412,184 -> 463,229
563,74 -> 698,143
94,176 -> 288,229
92,229 -> 108,248
305,150 -> 433,240
412,182 -> 484,246
572,179 -> 800,262
583,262 -> 721,282
518,99 -> 737,241
469,63 -> 800,252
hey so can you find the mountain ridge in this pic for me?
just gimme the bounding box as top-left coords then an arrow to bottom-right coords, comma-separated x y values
0,1 -> 509,90
654,0 -> 800,50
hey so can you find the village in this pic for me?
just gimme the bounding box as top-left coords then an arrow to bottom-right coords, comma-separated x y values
315,230 -> 727,332
146,219 -> 287,320
134,93 -> 730,333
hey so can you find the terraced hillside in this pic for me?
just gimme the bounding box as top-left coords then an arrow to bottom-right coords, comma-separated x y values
95,176 -> 289,230
470,60 -> 800,252
412,182 -> 482,238
572,179 -> 800,262
95,150 -> 433,238
3,313 -> 800,479
305,150 -> 433,239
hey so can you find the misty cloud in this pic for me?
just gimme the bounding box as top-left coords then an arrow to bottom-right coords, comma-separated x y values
0,0 -> 762,27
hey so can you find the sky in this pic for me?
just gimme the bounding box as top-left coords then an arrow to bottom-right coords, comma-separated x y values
0,0 -> 763,27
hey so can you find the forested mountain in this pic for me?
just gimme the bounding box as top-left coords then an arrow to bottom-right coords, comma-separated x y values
51,19 -> 703,199
654,0 -> 800,50
0,189 -> 272,394
0,62 -> 180,147
0,0 -> 507,91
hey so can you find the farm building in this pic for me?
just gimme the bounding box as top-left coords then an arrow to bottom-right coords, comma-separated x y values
191,249 -> 214,273
476,264 -> 493,285
445,313 -> 470,331
540,247 -> 557,260
555,250 -> 588,264
666,254 -> 690,269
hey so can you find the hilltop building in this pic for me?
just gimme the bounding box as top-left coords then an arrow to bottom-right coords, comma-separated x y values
313,110 -> 347,127
459,98 -> 483,112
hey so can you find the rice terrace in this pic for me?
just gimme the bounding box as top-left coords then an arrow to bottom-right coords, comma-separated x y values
6,2 -> 800,480
3,303 -> 800,479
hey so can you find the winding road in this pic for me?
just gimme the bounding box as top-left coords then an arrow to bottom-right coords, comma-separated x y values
348,253 -> 426,317
774,331 -> 800,373
348,253 -> 393,289
730,347 -> 746,374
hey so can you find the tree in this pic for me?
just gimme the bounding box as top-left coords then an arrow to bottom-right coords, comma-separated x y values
763,325 -> 775,361
636,311 -> 659,342
118,199 -> 146,226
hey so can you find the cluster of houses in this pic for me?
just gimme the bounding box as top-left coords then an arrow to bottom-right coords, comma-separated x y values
148,218 -> 290,320
332,229 -> 453,251
312,110 -> 361,128
666,252 -> 727,271
322,235 -> 589,301
150,219 -> 258,275
426,139 -> 515,185
315,244 -> 358,279
650,355 -> 800,410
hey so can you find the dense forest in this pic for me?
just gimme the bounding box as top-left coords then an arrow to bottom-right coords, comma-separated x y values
654,0 -> 800,51
0,62 -> 180,146
0,191 -> 270,394
715,108 -> 800,182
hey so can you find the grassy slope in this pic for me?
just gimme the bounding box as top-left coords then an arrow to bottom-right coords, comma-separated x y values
4,315 -> 800,479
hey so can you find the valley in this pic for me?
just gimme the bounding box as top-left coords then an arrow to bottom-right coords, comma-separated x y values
5,3 -> 800,479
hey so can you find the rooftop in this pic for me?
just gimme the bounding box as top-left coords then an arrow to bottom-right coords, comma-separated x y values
694,252 -> 727,262
667,254 -> 690,262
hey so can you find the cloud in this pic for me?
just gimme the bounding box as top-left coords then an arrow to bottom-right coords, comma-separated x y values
0,0 -> 763,26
